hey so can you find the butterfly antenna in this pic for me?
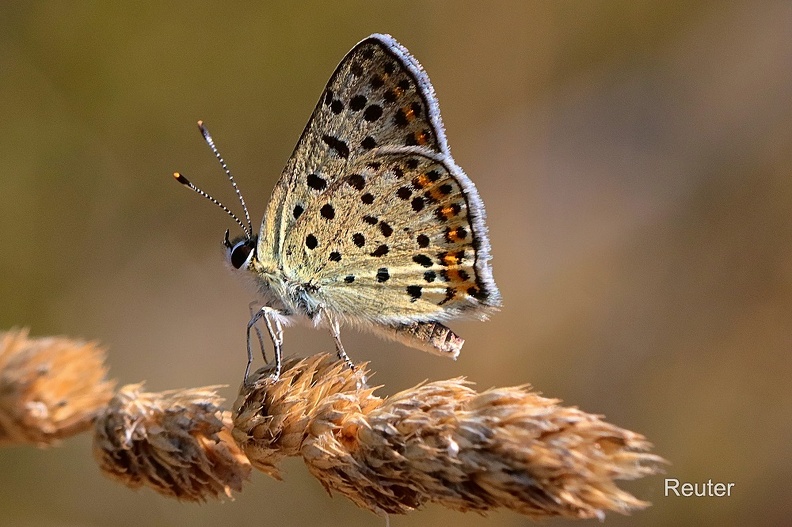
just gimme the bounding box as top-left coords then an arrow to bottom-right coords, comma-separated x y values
173,172 -> 251,238
197,120 -> 254,238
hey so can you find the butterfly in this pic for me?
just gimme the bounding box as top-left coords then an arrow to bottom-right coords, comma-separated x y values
175,34 -> 500,380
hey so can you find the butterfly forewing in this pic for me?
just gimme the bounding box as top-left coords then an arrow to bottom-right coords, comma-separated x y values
259,35 -> 446,258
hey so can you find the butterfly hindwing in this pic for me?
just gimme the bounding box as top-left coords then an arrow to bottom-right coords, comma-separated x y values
279,152 -> 499,323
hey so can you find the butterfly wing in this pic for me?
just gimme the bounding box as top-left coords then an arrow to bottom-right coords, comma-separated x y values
258,34 -> 499,327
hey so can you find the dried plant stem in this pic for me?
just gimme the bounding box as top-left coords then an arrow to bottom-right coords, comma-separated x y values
0,328 -> 664,517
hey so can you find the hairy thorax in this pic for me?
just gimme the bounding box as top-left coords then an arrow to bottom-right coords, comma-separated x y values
247,259 -> 321,318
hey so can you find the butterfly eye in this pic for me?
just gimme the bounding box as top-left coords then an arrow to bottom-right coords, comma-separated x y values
230,241 -> 254,269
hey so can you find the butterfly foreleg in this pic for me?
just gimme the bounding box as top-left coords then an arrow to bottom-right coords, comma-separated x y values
246,305 -> 285,383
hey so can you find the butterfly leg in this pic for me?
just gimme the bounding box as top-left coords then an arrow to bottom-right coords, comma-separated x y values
323,310 -> 368,387
246,306 -> 284,382
248,301 -> 268,363
319,308 -> 356,370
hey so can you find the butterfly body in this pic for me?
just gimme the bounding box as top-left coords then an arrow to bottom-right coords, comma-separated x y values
186,34 -> 500,377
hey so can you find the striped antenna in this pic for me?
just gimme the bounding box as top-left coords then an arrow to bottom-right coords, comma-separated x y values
197,121 -> 253,238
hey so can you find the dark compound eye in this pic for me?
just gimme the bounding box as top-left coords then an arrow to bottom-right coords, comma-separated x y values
230,241 -> 254,269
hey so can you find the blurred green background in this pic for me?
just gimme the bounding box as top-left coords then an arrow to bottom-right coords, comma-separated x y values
2,1 -> 790,526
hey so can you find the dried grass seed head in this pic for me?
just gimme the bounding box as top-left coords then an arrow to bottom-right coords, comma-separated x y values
0,328 -> 115,447
93,383 -> 250,502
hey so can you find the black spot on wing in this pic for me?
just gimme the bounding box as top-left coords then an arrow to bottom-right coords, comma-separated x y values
320,203 -> 335,220
370,244 -> 389,257
307,174 -> 327,191
353,233 -> 365,247
293,204 -> 304,220
370,75 -> 384,89
350,94 -> 367,111
321,135 -> 349,159
379,221 -> 393,237
364,105 -> 383,122
361,136 -> 376,150
406,285 -> 422,301
412,255 -> 433,268
347,174 -> 365,190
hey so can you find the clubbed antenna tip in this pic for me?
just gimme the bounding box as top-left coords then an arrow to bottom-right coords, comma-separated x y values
197,120 -> 212,143
173,172 -> 191,185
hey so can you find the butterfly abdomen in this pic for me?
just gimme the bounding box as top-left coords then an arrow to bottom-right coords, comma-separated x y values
377,320 -> 464,359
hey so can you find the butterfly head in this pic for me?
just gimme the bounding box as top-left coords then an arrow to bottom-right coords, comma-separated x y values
223,229 -> 258,270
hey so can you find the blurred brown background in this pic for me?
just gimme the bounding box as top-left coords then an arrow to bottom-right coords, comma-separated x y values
1,2 -> 790,526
